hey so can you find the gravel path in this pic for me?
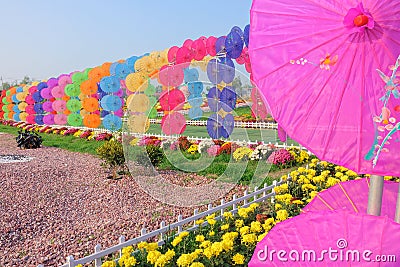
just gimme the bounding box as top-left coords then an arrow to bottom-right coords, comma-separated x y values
0,133 -> 246,267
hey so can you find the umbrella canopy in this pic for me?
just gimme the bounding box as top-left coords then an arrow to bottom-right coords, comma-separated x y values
102,114 -> 122,131
67,113 -> 83,127
126,94 -> 150,113
100,76 -> 120,93
82,97 -> 99,112
159,88 -> 185,111
54,113 -> 67,125
225,29 -> 244,59
249,0 -> 400,176
83,113 -> 101,128
249,209 -> 400,266
127,114 -> 150,133
161,112 -> 186,135
51,86 -> 65,98
52,100 -> 67,112
100,95 -> 122,111
66,99 -> 82,112
304,178 -> 399,219
80,79 -> 98,95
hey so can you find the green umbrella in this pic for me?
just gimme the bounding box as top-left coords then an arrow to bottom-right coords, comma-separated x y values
71,72 -> 86,84
67,113 -> 83,126
66,99 -> 82,112
144,84 -> 156,96
2,105 -> 9,112
6,90 -> 11,96
83,68 -> 92,78
65,84 -> 80,97
146,108 -> 158,119
2,97 -> 8,105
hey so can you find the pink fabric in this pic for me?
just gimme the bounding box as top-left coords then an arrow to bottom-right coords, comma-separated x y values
303,179 -> 399,219
249,210 -> 400,266
249,0 -> 400,176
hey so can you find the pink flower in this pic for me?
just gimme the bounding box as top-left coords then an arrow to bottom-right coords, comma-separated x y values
207,145 -> 221,157
267,149 -> 294,165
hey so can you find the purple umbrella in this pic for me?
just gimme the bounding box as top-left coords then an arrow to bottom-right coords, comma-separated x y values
207,59 -> 223,84
47,78 -> 58,88
225,30 -> 244,59
220,86 -> 237,112
207,86 -> 221,112
42,101 -> 54,112
207,113 -> 226,139
43,114 -> 55,125
215,36 -> 227,54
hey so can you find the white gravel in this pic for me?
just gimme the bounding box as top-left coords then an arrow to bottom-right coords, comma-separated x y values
0,133 -> 246,266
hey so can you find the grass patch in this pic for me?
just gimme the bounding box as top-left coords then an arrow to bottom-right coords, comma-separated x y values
0,124 -> 104,155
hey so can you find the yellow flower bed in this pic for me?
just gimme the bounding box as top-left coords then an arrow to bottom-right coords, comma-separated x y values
100,159 -> 399,267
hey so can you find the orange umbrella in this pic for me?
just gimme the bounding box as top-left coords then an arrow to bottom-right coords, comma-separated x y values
88,67 -> 104,83
82,97 -> 99,112
80,79 -> 98,95
127,94 -> 149,113
101,62 -> 112,76
125,72 -> 148,92
83,113 -> 101,128
9,87 -> 17,95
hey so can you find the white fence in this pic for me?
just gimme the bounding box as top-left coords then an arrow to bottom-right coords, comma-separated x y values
148,119 -> 278,129
37,178 -> 288,267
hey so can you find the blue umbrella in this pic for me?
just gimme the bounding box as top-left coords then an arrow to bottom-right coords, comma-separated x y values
184,68 -> 199,83
32,92 -> 44,102
226,31 -> 244,59
37,82 -> 48,91
215,36 -> 227,54
126,56 -> 138,71
109,62 -> 119,76
220,86 -> 237,112
35,115 -> 44,125
207,59 -> 223,84
13,112 -> 21,121
207,86 -> 221,112
34,103 -> 44,114
100,76 -> 120,93
222,114 -> 234,138
103,114 -> 122,131
13,105 -> 20,113
231,26 -> 244,39
12,95 -> 19,103
101,95 -> 122,111
115,63 -> 131,80
188,82 -> 203,95
188,107 -> 203,120
220,57 -> 235,83
16,86 -> 24,93
207,113 -> 226,139
244,24 -> 250,47
188,94 -> 203,107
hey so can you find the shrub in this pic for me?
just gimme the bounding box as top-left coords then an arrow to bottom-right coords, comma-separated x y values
96,139 -> 126,179
178,136 -> 191,151
146,145 -> 165,166
267,149 -> 294,167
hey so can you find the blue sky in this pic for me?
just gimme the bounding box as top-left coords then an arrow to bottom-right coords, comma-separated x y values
0,0 -> 251,83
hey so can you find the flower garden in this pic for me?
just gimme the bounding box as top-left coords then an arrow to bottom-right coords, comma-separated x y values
93,160 -> 398,267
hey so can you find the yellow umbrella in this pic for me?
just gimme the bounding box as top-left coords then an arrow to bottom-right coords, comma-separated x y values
125,73 -> 148,93
127,114 -> 150,133
18,102 -> 28,111
127,94 -> 149,113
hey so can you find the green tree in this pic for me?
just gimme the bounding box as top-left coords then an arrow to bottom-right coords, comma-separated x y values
21,76 -> 33,84
232,76 -> 243,97
1,82 -> 11,90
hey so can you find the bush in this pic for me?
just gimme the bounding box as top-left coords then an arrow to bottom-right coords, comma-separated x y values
96,139 -> 125,179
146,145 -> 165,166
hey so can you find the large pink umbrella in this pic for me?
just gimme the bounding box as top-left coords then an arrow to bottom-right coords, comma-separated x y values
249,0 -> 400,176
249,209 -> 400,266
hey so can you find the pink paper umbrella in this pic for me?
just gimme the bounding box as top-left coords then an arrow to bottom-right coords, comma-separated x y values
57,74 -> 72,87
25,95 -> 35,105
277,124 -> 287,142
25,105 -> 35,115
52,100 -> 66,112
206,36 -> 217,56
304,179 -> 399,219
168,46 -> 180,63
192,38 -> 207,61
159,65 -> 184,87
176,46 -> 193,66
161,112 -> 186,135
159,88 -> 185,111
51,86 -> 65,98
249,0 -> 400,176
40,88 -> 53,99
182,39 -> 193,49
42,101 -> 54,112
249,209 -> 400,266
54,113 -> 67,125
28,86 -> 37,94
43,114 -> 55,125
26,114 -> 36,124
47,78 -> 58,88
